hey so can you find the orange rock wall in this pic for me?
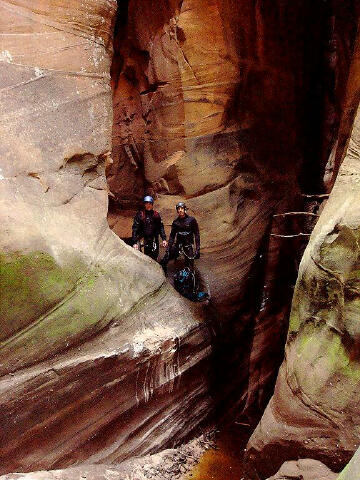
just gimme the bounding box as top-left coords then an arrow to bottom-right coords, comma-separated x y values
108,0 -> 358,421
247,20 -> 360,479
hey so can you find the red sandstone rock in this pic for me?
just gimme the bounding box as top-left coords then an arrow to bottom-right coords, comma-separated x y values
0,433 -> 215,480
108,0 -> 358,430
108,2 -> 315,425
2,0 -> 360,477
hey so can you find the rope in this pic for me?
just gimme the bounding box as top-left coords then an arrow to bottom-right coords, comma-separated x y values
179,243 -> 197,260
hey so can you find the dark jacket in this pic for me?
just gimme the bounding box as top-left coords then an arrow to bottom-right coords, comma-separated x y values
132,210 -> 166,244
168,214 -> 200,253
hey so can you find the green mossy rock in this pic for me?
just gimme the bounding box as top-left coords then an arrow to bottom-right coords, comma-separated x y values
0,251 -> 86,341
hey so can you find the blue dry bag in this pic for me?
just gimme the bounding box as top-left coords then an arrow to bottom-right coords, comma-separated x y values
173,268 -> 209,302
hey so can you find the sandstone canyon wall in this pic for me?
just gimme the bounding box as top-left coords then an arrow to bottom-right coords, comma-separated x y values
108,0 -> 359,423
0,1 -> 212,474
1,0 -> 360,477
248,25 -> 360,478
108,0 -> 311,422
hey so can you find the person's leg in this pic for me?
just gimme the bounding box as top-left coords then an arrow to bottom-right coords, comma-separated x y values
143,243 -> 152,258
183,244 -> 194,269
143,238 -> 158,260
149,242 -> 159,260
160,244 -> 177,274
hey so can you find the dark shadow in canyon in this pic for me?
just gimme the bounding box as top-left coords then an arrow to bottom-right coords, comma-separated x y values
300,0 -> 359,194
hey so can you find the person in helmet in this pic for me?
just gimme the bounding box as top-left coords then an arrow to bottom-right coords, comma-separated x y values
160,202 -> 200,274
132,196 -> 167,260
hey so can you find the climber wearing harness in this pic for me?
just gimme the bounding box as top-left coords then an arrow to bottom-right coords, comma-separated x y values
160,202 -> 200,275
132,196 -> 167,260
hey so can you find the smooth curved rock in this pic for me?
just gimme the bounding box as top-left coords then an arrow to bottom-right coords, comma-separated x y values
108,1 -> 328,422
108,0 -> 309,314
0,1 -> 212,475
337,446 -> 360,480
0,283 -> 212,473
108,0 -> 359,428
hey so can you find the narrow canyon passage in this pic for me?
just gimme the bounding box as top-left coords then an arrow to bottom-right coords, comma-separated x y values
1,0 -> 360,479
106,1 -> 359,474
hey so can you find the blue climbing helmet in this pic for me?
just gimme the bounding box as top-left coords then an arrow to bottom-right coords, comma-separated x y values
143,195 -> 154,204
176,201 -> 187,211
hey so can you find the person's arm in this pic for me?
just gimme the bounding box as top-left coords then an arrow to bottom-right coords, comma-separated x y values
192,218 -> 200,257
158,215 -> 167,241
132,212 -> 142,248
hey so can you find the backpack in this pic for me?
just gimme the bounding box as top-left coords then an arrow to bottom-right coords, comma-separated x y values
173,268 -> 209,302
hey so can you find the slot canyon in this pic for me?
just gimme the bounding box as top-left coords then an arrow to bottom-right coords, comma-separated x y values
1,1 -> 360,479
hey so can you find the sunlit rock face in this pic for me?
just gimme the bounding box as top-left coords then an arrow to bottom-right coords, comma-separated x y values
109,0 -> 309,308
0,0 -> 211,474
247,30 -> 360,477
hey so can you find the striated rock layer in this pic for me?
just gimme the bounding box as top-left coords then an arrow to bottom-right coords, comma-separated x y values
0,0 -> 212,475
0,433 -> 215,480
247,25 -> 360,477
0,284 -> 212,473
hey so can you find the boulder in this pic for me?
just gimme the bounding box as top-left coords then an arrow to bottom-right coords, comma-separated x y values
266,458 -> 337,480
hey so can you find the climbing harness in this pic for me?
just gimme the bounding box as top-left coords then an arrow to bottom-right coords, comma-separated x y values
139,238 -> 157,253
178,243 -> 197,260
176,231 -> 197,260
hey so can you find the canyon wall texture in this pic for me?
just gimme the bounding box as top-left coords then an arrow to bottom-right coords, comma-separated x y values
108,0 -> 359,422
108,0 -> 313,421
337,447 -> 360,480
2,0 -> 360,477
247,27 -> 360,477
0,0 -> 212,474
